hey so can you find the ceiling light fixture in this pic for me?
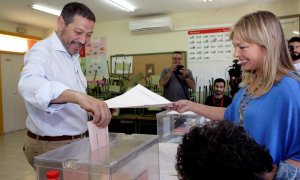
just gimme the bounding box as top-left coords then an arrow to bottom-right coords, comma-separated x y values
31,4 -> 61,16
204,0 -> 213,2
107,0 -> 135,12
293,30 -> 300,35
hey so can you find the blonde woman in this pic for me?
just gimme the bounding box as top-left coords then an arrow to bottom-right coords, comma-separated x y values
172,11 -> 300,179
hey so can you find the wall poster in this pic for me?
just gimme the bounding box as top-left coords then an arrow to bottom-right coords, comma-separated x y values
111,56 -> 133,74
80,37 -> 108,81
187,28 -> 234,87
188,28 -> 232,61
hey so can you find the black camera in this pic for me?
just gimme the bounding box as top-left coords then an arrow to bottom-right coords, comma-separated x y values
175,64 -> 184,74
228,60 -> 241,78
228,59 -> 242,97
177,64 -> 184,70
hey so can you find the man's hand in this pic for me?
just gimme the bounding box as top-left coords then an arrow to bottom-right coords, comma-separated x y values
180,68 -> 189,78
172,100 -> 193,113
170,63 -> 177,73
77,94 -> 111,127
51,89 -> 112,127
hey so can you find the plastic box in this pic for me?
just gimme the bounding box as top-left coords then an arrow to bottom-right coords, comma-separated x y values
156,110 -> 207,143
156,110 -> 207,179
34,133 -> 159,180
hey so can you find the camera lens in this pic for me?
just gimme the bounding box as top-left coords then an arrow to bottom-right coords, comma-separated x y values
177,65 -> 184,70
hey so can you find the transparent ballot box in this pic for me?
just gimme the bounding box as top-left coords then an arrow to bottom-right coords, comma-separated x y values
156,110 -> 207,142
34,133 -> 159,180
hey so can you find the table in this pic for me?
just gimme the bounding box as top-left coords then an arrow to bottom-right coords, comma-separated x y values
109,115 -> 157,134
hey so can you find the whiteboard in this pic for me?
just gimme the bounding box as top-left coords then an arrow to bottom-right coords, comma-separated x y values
111,56 -> 133,74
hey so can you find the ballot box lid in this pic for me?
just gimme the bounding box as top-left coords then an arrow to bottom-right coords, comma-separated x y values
34,133 -> 158,175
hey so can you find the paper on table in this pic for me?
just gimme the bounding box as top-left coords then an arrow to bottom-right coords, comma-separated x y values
87,121 -> 109,151
105,84 -> 172,108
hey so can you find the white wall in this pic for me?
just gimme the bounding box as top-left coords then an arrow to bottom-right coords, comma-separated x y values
94,0 -> 300,58
0,0 -> 298,54
0,0 -> 299,87
0,18 -> 48,38
92,0 -> 300,87
0,0 -> 298,56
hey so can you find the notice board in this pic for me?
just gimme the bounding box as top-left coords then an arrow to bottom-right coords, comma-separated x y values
110,51 -> 187,86
187,28 -> 233,86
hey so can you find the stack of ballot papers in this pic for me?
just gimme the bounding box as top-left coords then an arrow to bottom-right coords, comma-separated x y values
105,84 -> 172,108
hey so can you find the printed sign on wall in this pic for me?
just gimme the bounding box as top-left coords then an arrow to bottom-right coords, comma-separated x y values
111,56 -> 133,74
188,28 -> 232,61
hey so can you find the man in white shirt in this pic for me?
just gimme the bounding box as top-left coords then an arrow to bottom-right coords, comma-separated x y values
288,37 -> 300,72
18,2 -> 111,167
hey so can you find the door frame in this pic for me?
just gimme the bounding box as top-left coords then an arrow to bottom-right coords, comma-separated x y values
0,30 -> 41,135
0,52 -> 25,134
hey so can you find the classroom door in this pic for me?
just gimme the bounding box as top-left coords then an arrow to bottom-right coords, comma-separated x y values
0,53 -> 27,133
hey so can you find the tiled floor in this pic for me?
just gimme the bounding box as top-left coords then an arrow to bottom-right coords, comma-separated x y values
0,129 -> 36,180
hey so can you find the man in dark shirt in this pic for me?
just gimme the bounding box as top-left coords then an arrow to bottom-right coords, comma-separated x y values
159,51 -> 195,101
205,78 -> 232,107
288,37 -> 300,72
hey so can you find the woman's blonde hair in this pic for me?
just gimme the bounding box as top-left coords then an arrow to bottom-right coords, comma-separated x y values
230,11 -> 297,96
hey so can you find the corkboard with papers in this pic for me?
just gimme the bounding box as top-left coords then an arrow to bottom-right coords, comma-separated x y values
110,51 -> 187,86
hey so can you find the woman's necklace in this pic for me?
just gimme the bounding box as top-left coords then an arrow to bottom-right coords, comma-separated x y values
238,81 -> 263,126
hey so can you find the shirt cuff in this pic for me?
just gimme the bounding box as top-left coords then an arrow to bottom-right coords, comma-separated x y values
35,81 -> 69,113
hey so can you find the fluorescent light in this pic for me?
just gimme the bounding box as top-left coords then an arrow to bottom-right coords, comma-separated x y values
31,4 -> 61,16
293,30 -> 300,35
107,0 -> 135,12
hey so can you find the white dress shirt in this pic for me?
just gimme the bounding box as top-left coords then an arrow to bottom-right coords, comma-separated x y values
18,32 -> 88,136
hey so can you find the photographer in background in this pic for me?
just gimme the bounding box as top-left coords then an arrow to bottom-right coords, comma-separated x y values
288,37 -> 300,73
228,59 -> 242,97
159,51 -> 195,101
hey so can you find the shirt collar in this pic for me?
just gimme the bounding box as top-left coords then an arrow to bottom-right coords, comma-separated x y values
49,32 -> 79,59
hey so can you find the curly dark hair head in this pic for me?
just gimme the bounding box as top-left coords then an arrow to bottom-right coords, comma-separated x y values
176,121 -> 273,180
60,2 -> 95,25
